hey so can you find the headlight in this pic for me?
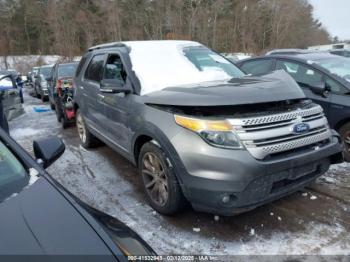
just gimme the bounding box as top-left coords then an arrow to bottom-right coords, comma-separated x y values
174,115 -> 243,149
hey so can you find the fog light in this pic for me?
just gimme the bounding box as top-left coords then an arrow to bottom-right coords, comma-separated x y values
222,195 -> 230,203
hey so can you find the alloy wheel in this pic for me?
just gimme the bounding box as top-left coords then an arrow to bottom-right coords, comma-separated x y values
76,113 -> 86,143
142,152 -> 169,206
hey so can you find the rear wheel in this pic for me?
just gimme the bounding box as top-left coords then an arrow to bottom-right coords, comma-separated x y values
339,122 -> 350,161
139,142 -> 186,215
76,109 -> 99,148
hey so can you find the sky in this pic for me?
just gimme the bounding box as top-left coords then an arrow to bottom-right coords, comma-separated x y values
309,0 -> 350,40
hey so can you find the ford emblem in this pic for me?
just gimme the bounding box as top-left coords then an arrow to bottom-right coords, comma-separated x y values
292,123 -> 310,134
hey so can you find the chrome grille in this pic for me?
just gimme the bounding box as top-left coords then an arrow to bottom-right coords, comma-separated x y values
228,104 -> 331,159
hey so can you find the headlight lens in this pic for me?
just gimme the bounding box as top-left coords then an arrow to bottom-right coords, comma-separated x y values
174,115 -> 243,149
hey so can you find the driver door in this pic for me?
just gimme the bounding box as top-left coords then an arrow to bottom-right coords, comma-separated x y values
98,53 -> 131,152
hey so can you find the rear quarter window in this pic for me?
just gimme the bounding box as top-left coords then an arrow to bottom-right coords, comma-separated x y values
75,55 -> 88,77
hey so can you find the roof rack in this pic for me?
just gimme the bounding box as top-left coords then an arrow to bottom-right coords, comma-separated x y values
88,42 -> 126,51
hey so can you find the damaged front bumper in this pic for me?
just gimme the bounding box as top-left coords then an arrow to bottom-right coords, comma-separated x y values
172,129 -> 343,216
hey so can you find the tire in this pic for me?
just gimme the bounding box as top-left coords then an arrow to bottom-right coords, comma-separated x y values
138,142 -> 186,215
339,122 -> 350,162
55,107 -> 62,123
61,115 -> 69,129
76,109 -> 99,148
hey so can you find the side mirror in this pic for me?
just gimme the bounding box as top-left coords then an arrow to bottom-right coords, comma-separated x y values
33,137 -> 65,169
309,82 -> 329,97
100,79 -> 132,94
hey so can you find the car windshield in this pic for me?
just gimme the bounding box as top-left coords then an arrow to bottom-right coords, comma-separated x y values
127,41 -> 245,95
40,67 -> 52,79
0,139 -> 28,202
58,63 -> 78,77
315,57 -> 350,82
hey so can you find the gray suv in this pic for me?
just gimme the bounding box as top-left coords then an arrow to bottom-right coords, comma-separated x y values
74,41 -> 343,216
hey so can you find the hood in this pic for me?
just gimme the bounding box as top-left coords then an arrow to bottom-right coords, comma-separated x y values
0,178 -> 114,256
143,70 -> 305,106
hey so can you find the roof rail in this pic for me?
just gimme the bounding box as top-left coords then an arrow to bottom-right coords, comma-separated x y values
88,42 -> 126,51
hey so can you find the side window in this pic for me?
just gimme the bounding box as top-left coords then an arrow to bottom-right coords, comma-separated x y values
84,54 -> 105,82
240,59 -> 274,75
276,60 -> 322,87
103,54 -> 127,83
325,77 -> 347,94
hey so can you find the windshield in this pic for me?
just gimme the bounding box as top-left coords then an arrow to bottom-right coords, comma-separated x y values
0,140 -> 28,202
39,67 -> 52,79
58,63 -> 78,77
315,57 -> 350,82
127,41 -> 245,95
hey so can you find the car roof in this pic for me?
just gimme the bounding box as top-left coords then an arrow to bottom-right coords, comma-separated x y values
89,40 -> 201,52
58,61 -> 79,66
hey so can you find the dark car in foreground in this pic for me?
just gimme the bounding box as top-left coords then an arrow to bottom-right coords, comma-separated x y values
34,65 -> 54,101
0,128 -> 155,259
236,52 -> 350,160
73,41 -> 343,216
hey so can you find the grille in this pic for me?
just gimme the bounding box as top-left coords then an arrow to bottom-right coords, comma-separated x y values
228,104 -> 331,159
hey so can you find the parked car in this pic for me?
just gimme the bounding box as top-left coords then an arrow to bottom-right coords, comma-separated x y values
28,66 -> 39,87
0,127 -> 155,258
34,65 -> 54,101
47,62 -> 79,128
329,49 -> 350,58
73,41 -> 343,216
0,69 -> 24,103
236,52 -> 350,161
0,73 -> 24,123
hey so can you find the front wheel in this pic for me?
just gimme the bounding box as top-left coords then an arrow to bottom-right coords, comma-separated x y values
339,122 -> 350,162
138,142 -> 186,215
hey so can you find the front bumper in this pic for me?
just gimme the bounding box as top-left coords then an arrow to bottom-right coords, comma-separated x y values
171,129 -> 343,216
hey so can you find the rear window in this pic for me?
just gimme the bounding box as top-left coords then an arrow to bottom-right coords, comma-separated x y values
58,63 -> 78,78
84,54 -> 105,82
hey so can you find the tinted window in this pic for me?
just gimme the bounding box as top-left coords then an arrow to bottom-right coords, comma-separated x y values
325,77 -> 347,94
103,55 -> 127,83
0,140 -> 28,201
276,60 -> 323,87
240,59 -> 274,75
58,63 -> 78,77
84,54 -> 105,82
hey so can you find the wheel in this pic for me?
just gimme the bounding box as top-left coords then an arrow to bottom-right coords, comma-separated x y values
41,94 -> 46,102
55,107 -> 62,123
76,109 -> 99,148
138,142 -> 186,215
61,115 -> 69,129
50,102 -> 55,110
339,122 -> 350,162
34,87 -> 40,98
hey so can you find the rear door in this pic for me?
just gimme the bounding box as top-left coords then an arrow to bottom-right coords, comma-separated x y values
275,59 -> 330,116
81,53 -> 106,130
98,53 -> 131,152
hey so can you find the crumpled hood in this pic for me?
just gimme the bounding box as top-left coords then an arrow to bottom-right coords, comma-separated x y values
142,70 -> 305,106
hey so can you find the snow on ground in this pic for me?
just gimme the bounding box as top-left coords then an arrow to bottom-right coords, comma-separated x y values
9,89 -> 350,256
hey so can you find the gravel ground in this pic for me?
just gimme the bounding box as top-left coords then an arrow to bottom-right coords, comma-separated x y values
9,89 -> 350,255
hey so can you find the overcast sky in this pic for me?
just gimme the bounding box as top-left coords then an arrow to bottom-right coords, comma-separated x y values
309,0 -> 350,40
